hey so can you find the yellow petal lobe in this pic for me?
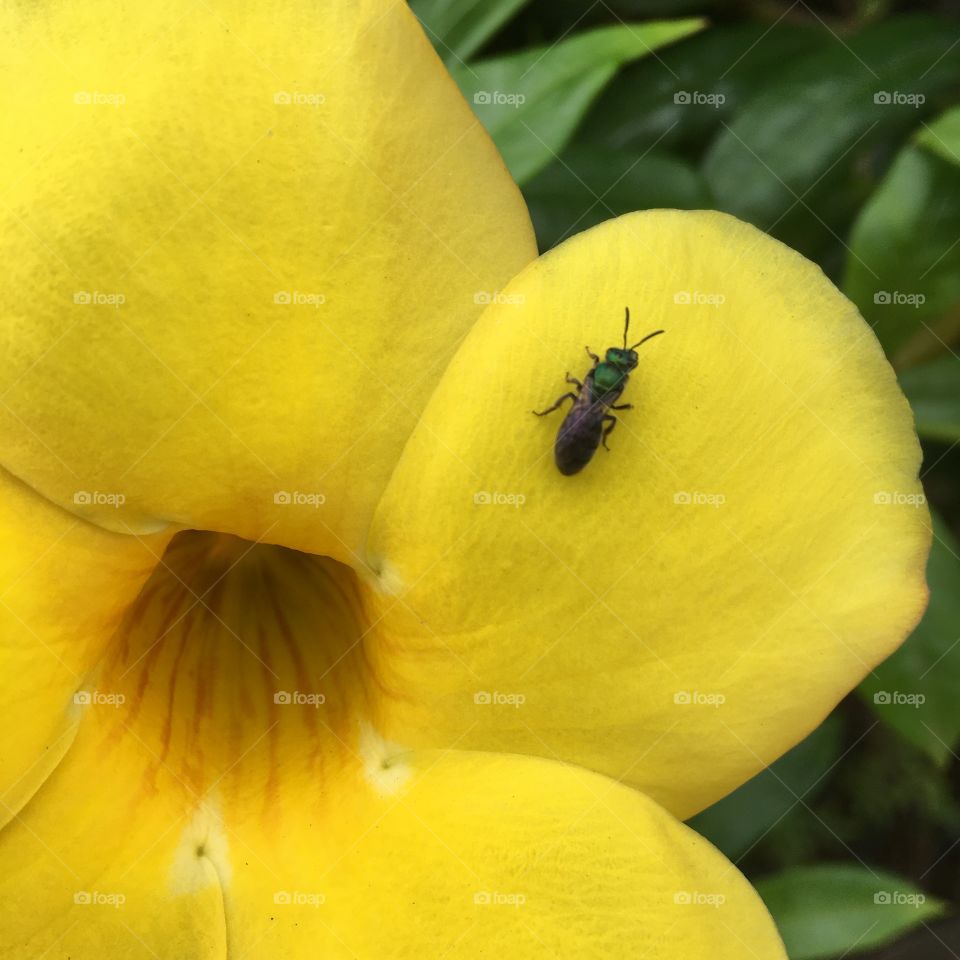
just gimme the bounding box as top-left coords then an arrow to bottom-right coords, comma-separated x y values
0,0 -> 535,560
367,209 -> 930,819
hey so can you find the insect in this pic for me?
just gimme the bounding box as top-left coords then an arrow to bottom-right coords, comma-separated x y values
533,307 -> 664,476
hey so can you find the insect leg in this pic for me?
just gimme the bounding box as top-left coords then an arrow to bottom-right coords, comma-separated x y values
565,372 -> 584,391
585,346 -> 600,366
533,392 -> 578,417
610,402 -> 632,410
601,413 -> 617,450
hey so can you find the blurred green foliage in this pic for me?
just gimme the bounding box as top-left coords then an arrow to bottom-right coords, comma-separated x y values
755,864 -> 946,959
411,1 -> 960,956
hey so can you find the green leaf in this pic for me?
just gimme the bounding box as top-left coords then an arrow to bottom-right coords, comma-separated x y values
756,864 -> 946,960
843,138 -> 960,359
451,19 -> 705,185
703,17 -> 960,231
859,512 -> 960,764
409,0 -> 532,65
916,105 -> 960,167
575,21 -> 827,156
688,716 -> 843,861
899,354 -> 960,442
522,145 -> 710,251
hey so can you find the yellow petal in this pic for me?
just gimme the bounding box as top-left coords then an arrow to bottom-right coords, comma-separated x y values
227,750 -> 786,958
366,209 -> 931,820
0,710 -> 786,957
0,467 -> 170,826
0,694 -> 226,959
0,528 -> 364,958
0,528 -> 782,956
0,0 -> 535,560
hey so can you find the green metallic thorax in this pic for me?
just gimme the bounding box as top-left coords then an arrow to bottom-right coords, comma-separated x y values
591,347 -> 638,397
591,362 -> 628,395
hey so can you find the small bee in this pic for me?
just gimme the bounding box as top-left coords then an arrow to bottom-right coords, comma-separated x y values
533,307 -> 664,476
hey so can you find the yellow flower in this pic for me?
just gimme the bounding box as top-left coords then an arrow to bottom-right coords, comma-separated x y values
0,1 -> 929,957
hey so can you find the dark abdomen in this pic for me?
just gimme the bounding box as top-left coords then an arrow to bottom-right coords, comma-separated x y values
554,402 -> 603,475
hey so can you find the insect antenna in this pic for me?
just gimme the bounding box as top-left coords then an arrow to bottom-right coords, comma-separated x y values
622,306 -> 631,347
630,329 -> 665,350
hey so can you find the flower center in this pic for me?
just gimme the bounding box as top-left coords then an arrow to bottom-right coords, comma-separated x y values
93,531 -> 382,808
